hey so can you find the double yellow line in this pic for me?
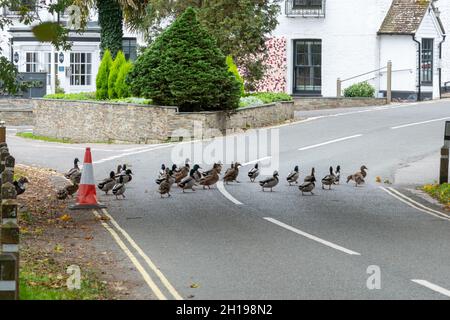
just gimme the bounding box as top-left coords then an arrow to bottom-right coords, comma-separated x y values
92,209 -> 183,300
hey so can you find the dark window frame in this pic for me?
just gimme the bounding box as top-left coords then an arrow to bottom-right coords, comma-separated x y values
293,39 -> 322,95
421,38 -> 433,86
292,0 -> 323,9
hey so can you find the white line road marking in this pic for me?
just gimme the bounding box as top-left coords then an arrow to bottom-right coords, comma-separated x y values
101,209 -> 183,300
264,218 -> 361,256
92,210 -> 167,300
387,187 -> 450,219
94,144 -> 174,164
412,280 -> 450,298
391,117 -> 450,130
379,187 -> 450,221
241,156 -> 272,167
298,134 -> 363,151
217,181 -> 243,205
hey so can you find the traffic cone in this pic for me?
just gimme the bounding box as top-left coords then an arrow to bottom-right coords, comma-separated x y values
69,147 -> 106,210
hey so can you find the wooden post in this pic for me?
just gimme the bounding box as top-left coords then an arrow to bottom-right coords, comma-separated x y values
0,121 -> 5,144
0,150 -> 19,300
337,78 -> 342,98
440,146 -> 449,185
387,61 -> 392,104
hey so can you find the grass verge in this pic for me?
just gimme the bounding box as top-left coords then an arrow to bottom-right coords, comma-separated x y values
16,132 -> 72,143
422,183 -> 450,207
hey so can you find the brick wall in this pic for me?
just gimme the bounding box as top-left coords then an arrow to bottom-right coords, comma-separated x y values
293,97 -> 387,111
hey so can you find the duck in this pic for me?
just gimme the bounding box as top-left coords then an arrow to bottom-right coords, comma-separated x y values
347,165 -> 368,187
117,169 -> 133,184
248,163 -> 260,182
175,164 -> 190,183
202,162 -> 223,177
159,164 -> 166,177
156,165 -> 177,185
199,166 -> 220,189
57,183 -> 79,200
13,177 -> 29,196
259,171 -> 279,192
158,172 -> 173,198
223,162 -> 241,185
334,166 -> 341,185
116,165 -> 123,177
299,168 -> 316,196
112,175 -> 126,199
321,166 -> 336,190
193,165 -> 203,182
287,166 -> 300,185
178,165 -> 201,192
65,158 -> 80,181
98,171 -> 116,195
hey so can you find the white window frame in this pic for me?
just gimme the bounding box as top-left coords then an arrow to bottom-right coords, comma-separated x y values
25,52 -> 39,73
70,52 -> 92,86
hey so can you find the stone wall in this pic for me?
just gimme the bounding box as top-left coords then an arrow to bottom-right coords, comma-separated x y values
0,98 -> 35,126
30,99 -> 294,143
293,97 -> 387,111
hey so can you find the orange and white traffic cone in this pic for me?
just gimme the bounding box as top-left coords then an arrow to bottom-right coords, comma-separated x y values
69,147 -> 106,210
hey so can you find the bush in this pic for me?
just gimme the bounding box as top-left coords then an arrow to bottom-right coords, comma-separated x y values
127,7 -> 241,112
248,92 -> 293,104
115,61 -> 133,98
96,50 -> 113,100
108,51 -> 126,99
44,92 -> 97,100
343,81 -> 375,98
226,55 -> 244,97
239,96 -> 265,108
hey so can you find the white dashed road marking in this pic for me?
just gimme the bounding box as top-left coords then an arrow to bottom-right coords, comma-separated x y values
412,280 -> 450,298
298,134 -> 363,151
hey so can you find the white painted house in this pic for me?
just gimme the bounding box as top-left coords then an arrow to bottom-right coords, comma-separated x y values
263,0 -> 447,100
0,1 -> 142,96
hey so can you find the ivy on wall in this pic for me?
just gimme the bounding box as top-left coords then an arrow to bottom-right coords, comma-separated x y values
97,0 -> 123,58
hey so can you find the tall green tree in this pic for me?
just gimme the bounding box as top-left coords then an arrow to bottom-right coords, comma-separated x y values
108,51 -> 126,99
96,49 -> 113,100
97,0 -> 124,58
127,7 -> 241,112
121,0 -> 281,89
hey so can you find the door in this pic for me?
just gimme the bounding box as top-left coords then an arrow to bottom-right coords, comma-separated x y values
293,39 -> 322,95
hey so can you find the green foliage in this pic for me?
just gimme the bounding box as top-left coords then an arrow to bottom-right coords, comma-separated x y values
98,0 -> 123,58
422,183 -> 450,206
239,96 -> 264,108
44,92 -> 97,100
124,0 -> 281,88
115,61 -> 133,98
108,51 -> 126,99
248,92 -> 293,104
343,81 -> 375,98
96,50 -> 113,100
0,56 -> 27,95
226,55 -> 244,97
127,7 -> 241,112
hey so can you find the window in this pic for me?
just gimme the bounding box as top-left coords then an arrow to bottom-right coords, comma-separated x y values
293,0 -> 323,9
44,53 -> 59,86
25,52 -> 38,73
293,39 -> 322,95
70,53 -> 92,86
421,38 -> 433,86
122,38 -> 137,61
286,0 -> 325,17
6,0 -> 36,15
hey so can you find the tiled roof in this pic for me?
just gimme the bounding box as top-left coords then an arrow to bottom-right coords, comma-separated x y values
378,0 -> 430,35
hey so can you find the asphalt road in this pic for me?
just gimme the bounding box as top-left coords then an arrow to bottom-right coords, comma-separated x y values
7,99 -> 450,300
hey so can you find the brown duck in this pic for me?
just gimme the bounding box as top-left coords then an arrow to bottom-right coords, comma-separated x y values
223,162 -> 241,185
347,165 -> 368,187
199,167 -> 220,189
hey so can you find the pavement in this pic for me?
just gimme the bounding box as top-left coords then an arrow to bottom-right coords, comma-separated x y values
7,99 -> 450,300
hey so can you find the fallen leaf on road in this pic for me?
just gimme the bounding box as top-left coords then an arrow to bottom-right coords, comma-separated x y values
60,214 -> 72,222
376,176 -> 382,183
190,283 -> 199,289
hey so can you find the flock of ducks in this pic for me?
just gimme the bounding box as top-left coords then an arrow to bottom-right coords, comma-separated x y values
60,157 -> 369,200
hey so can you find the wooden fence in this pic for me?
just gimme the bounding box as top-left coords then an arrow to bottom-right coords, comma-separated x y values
0,122 -> 19,300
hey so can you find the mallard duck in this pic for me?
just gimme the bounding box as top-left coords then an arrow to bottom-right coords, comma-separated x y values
223,162 -> 241,185
304,168 -> 316,182
321,166 -> 336,190
159,173 -> 173,198
98,171 -> 116,195
202,162 -> 223,177
178,165 -> 201,192
112,175 -> 126,199
57,183 -> 79,200
199,167 -> 220,189
347,165 -> 368,187
13,177 -> 29,196
193,165 -> 203,182
120,169 -> 133,184
175,164 -> 190,183
299,168 -> 316,195
259,171 -> 279,192
116,165 -> 123,176
248,163 -> 260,182
65,158 -> 80,181
287,166 -> 300,185
334,166 -> 341,185
159,164 -> 166,177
